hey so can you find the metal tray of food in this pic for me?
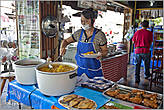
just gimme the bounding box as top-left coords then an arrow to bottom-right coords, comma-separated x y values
102,84 -> 163,109
81,77 -> 114,92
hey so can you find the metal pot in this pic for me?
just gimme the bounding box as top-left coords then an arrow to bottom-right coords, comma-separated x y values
14,58 -> 46,85
35,62 -> 78,96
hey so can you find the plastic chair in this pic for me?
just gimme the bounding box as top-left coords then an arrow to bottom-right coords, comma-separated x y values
149,49 -> 163,90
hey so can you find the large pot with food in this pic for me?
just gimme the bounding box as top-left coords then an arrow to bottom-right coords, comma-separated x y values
14,58 -> 46,85
36,62 -> 78,96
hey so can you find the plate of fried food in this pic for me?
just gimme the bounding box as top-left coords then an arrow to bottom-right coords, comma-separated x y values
58,94 -> 97,109
82,51 -> 101,58
103,85 -> 163,109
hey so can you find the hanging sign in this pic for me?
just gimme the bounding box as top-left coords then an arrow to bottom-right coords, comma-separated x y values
78,0 -> 107,11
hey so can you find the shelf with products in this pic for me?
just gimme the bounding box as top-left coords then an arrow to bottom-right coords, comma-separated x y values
154,32 -> 163,40
154,42 -> 163,49
151,28 -> 163,69
151,28 -> 163,67
153,28 -> 163,49
16,0 -> 40,59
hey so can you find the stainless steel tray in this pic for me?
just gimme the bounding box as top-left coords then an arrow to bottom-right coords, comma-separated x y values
102,84 -> 163,109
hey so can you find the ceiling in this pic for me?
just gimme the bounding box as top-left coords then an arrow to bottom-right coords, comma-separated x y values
62,1 -> 163,11
126,1 -> 163,9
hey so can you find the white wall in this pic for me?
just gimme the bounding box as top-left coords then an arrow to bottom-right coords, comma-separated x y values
0,1 -> 17,42
62,5 -> 124,45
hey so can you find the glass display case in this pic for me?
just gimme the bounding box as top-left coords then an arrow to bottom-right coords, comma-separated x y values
16,0 -> 40,59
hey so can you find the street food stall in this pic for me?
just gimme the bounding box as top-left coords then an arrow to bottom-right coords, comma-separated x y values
6,79 -> 163,109
0,0 -> 163,109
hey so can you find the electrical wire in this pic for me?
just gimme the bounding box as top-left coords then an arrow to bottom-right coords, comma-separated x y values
28,87 -> 37,109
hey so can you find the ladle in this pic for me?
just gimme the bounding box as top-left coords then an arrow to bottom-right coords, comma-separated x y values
48,55 -> 61,69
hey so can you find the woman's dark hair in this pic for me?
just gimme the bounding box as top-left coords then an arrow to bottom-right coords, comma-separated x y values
141,20 -> 149,28
81,8 -> 98,25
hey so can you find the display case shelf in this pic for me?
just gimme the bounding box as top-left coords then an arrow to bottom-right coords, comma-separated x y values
153,29 -> 163,50
154,47 -> 163,50
155,40 -> 163,42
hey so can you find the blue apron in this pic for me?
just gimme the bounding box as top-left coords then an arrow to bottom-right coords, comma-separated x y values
75,28 -> 103,78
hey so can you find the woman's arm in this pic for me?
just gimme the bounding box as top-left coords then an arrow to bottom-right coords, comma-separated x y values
60,37 -> 75,56
96,44 -> 108,59
100,44 -> 108,57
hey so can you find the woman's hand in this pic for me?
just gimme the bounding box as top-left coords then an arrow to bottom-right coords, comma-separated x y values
60,37 -> 75,56
97,44 -> 108,60
96,52 -> 102,60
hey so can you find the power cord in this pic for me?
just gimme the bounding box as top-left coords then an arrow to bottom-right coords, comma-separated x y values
28,88 -> 37,109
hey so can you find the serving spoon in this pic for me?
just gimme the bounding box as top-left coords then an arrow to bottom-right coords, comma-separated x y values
48,64 -> 53,69
48,55 -> 62,69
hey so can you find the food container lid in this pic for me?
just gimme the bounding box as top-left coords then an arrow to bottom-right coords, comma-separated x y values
14,58 -> 46,68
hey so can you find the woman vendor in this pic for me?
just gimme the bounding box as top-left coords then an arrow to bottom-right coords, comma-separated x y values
60,8 -> 108,78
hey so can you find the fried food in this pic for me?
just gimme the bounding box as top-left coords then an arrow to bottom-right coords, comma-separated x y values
77,99 -> 95,109
143,93 -> 157,100
69,97 -> 85,107
83,51 -> 94,55
129,97 -> 142,104
143,93 -> 152,98
62,94 -> 78,103
131,89 -> 144,95
143,98 -> 158,109
103,105 -> 119,109
106,89 -> 120,97
115,93 -> 130,100
104,88 -> 160,109
135,94 -> 141,98
88,101 -> 96,109
77,99 -> 90,109
60,94 -> 97,109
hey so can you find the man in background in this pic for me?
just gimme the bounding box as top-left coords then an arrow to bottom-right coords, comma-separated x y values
132,20 -> 153,86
